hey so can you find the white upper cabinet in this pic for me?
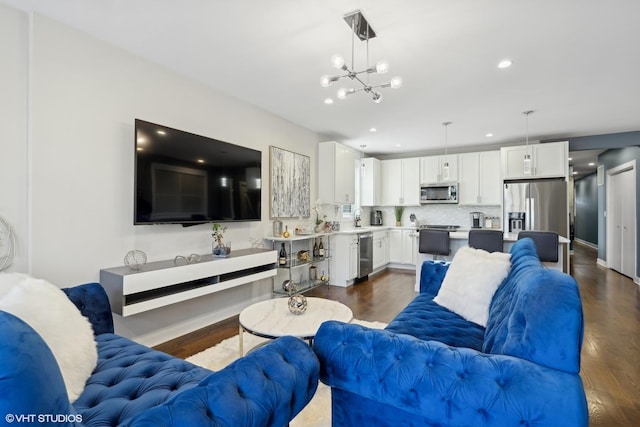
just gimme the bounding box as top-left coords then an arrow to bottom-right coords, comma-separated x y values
360,157 -> 382,206
319,141 -> 357,204
382,158 -> 420,206
420,155 -> 458,183
501,141 -> 568,180
459,151 -> 501,205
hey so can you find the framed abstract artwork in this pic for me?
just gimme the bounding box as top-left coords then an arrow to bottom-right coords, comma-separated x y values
270,146 -> 310,218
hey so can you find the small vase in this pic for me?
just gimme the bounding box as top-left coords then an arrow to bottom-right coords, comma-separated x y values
212,241 -> 231,258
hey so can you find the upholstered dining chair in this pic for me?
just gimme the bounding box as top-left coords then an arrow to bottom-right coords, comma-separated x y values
468,229 -> 504,253
419,229 -> 450,260
518,231 -> 559,262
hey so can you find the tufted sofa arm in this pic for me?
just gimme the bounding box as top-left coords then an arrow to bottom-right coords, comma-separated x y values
314,321 -> 588,427
62,282 -> 114,335
419,260 -> 449,296
122,335 -> 320,427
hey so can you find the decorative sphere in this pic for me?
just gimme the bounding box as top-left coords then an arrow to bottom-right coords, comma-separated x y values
282,280 -> 297,294
124,250 -> 147,270
288,294 -> 308,315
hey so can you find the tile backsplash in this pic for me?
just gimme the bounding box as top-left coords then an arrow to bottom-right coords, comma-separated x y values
375,205 -> 502,229
308,203 -> 502,231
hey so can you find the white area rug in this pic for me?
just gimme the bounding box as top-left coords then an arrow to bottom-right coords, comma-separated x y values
186,319 -> 387,427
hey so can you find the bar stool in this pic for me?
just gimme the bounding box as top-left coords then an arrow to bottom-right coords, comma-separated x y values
419,229 -> 451,260
468,229 -> 504,253
518,231 -> 559,262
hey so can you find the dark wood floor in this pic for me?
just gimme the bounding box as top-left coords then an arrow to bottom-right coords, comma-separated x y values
155,244 -> 640,426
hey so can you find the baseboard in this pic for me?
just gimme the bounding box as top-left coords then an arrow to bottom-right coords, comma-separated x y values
574,238 -> 598,250
386,263 -> 416,271
597,258 -> 608,268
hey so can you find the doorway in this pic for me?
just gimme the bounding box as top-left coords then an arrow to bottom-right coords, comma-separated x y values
606,160 -> 637,279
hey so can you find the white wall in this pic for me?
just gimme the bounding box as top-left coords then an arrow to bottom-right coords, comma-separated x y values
4,7 -> 321,346
0,3 -> 29,273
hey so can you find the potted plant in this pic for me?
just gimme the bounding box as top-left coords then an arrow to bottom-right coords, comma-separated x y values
211,223 -> 231,257
394,206 -> 405,226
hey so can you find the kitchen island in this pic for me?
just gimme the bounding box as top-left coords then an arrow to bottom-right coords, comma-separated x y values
414,230 -> 570,292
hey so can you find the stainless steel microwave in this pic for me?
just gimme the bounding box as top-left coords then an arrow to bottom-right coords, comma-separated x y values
420,182 -> 458,204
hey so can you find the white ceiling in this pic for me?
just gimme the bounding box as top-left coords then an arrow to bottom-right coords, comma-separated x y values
4,0 -> 640,156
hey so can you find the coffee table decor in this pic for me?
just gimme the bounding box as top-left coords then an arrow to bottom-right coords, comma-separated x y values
288,294 -> 308,315
285,281 -> 308,315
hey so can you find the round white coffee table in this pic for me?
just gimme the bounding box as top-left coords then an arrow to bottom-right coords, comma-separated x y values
238,297 -> 353,355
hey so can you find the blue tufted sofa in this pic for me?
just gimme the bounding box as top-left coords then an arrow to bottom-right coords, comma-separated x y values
314,238 -> 588,427
0,282 -> 319,426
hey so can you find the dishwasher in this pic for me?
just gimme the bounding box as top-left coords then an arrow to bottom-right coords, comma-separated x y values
357,232 -> 373,280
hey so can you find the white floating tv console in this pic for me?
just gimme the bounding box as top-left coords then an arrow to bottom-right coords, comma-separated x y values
100,248 -> 277,317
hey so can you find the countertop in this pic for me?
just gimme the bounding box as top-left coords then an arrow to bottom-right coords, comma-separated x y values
266,226 -> 569,243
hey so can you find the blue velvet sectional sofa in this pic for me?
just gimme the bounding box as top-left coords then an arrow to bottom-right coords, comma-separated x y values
314,238 -> 588,427
0,282 -> 319,427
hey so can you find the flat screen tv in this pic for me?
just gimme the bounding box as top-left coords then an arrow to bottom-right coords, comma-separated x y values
134,119 -> 262,224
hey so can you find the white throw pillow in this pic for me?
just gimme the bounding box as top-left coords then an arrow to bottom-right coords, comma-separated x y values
433,246 -> 511,327
0,272 -> 98,402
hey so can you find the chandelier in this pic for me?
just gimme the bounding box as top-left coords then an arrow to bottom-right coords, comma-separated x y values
320,10 -> 402,103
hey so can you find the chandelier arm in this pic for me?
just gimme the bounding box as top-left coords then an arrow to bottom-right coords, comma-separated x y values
351,74 -> 371,89
368,82 -> 392,89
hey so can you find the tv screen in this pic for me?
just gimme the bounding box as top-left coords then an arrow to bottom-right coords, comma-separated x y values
134,119 -> 262,224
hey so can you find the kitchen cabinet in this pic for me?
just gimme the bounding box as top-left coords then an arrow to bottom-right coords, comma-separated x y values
389,229 -> 417,266
372,230 -> 389,271
331,233 -> 359,287
459,151 -> 501,205
420,155 -> 458,183
501,141 -> 568,179
349,238 -> 359,280
319,141 -> 357,204
381,158 -> 420,206
360,157 -> 382,206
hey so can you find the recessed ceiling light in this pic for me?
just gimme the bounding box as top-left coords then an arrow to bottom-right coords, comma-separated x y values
485,133 -> 494,137
136,147 -> 143,152
370,128 -> 377,132
498,59 -> 512,69
588,162 -> 595,166
395,144 -> 401,147
156,129 -> 166,135
568,157 -> 573,161
197,159 -> 205,163
324,98 -> 334,104
573,171 -> 578,175
137,137 -> 145,144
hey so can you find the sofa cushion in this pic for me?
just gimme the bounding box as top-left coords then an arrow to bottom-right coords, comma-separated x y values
385,293 -> 485,351
483,238 -> 584,374
62,282 -> 114,335
0,311 -> 76,425
433,246 -> 511,327
73,333 -> 212,426
0,272 -> 97,402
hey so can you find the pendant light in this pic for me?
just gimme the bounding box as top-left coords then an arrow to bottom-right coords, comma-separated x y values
442,122 -> 451,181
320,10 -> 402,103
523,110 -> 534,175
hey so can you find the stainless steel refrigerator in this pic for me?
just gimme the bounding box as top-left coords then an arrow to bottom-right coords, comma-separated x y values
504,178 -> 568,237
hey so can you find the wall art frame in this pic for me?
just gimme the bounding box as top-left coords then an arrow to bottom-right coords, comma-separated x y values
270,146 -> 310,218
